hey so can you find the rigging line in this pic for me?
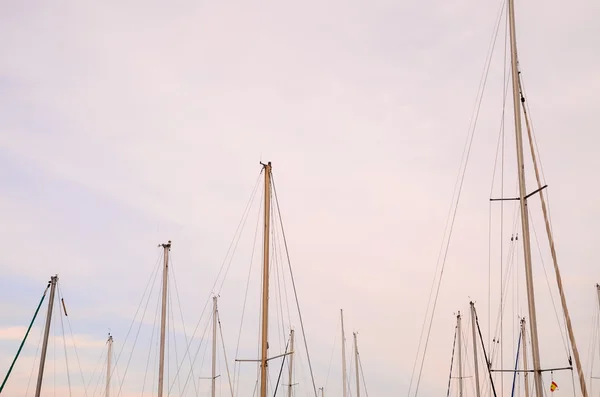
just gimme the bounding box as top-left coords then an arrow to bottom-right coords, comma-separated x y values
517,76 -> 547,185
358,349 -> 370,397
63,305 -> 90,397
24,296 -> 46,397
275,202 -> 294,333
475,305 -> 498,397
169,257 -> 199,397
411,0 -> 506,388
272,213 -> 288,355
528,208 -> 570,356
324,329 -> 338,390
151,304 -> 161,395
54,284 -> 56,397
271,174 -> 318,397
270,212 -> 284,354
233,184 -> 263,390
90,339 -> 109,397
218,311 -> 235,397
112,348 -> 122,397
139,265 -> 162,397
115,252 -> 162,397
0,284 -> 48,394
216,169 -> 264,295
111,251 -> 161,380
178,312 -> 213,395
446,326 -> 458,397
57,286 -> 73,397
273,337 -> 291,397
176,170 -> 262,391
92,353 -> 107,397
85,339 -> 106,396
492,233 -> 519,354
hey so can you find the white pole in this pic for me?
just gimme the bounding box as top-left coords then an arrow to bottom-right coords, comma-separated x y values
470,303 -> 481,397
158,241 -> 171,397
34,275 -> 58,397
457,312 -> 463,397
507,1 -> 543,396
341,310 -> 347,397
353,333 -> 360,397
106,334 -> 113,397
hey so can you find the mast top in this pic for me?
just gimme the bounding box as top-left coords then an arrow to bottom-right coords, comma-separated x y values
160,241 -> 171,249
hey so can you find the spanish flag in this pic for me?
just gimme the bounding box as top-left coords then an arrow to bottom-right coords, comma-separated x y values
550,381 -> 558,392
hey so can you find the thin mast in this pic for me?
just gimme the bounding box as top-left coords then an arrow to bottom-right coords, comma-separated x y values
469,303 -> 481,397
106,334 -> 113,397
457,312 -> 463,397
341,309 -> 347,397
158,241 -> 171,397
288,329 -> 295,397
212,296 -> 218,397
353,332 -> 360,397
260,162 -> 272,397
34,275 -> 58,397
521,318 -> 530,397
597,283 -> 600,313
507,1 -> 543,396
320,386 -> 324,397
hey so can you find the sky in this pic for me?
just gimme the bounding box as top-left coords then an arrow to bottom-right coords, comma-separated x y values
1,0 -> 599,397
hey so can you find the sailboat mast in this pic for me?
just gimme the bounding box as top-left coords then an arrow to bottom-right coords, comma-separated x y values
507,1 -> 543,396
212,296 -> 218,397
106,334 -> 113,397
353,333 -> 360,397
288,329 -> 295,397
158,241 -> 171,397
341,309 -> 348,397
34,275 -> 58,397
469,303 -> 481,397
457,312 -> 463,397
260,162 -> 272,397
521,318 -> 530,397
597,284 -> 600,312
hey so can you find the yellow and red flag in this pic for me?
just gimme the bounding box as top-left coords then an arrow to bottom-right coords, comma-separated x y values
550,381 -> 558,392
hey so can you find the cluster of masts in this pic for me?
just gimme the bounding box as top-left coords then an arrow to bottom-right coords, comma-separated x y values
440,0 -> 596,396
10,161 -> 368,397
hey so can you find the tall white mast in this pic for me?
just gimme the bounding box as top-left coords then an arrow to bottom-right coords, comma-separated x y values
212,296 -> 218,397
158,241 -> 171,397
469,303 -> 481,397
106,333 -> 113,397
353,332 -> 360,397
260,162 -> 272,397
288,329 -> 295,397
34,275 -> 58,397
521,318 -> 530,397
507,1 -> 543,396
341,309 -> 347,397
457,312 -> 463,397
